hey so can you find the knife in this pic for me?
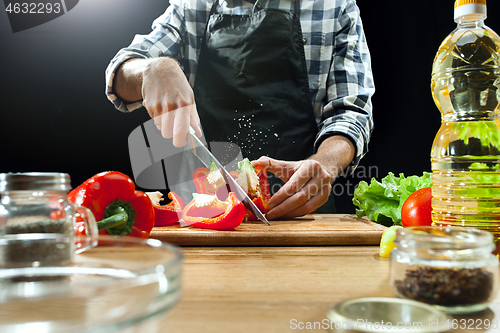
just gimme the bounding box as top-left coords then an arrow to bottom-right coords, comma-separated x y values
186,126 -> 270,226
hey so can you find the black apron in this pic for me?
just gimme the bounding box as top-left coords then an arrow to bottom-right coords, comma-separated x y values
193,0 -> 336,213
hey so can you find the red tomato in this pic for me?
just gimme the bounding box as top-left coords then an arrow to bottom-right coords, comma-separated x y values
401,187 -> 433,227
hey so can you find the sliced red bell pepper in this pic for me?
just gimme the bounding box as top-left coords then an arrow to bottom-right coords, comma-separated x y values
193,167 -> 215,195
193,162 -> 239,200
192,161 -> 226,195
68,171 -> 155,238
214,170 -> 239,201
146,191 -> 185,226
233,159 -> 271,221
182,192 -> 245,230
246,165 -> 271,220
192,159 -> 270,221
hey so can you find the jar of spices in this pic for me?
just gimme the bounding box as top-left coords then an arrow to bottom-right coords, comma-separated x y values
0,173 -> 98,268
390,226 -> 499,314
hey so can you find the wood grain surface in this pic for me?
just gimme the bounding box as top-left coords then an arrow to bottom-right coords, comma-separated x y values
155,246 -> 500,333
149,214 -> 387,246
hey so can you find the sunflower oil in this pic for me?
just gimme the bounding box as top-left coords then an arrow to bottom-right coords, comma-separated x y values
430,0 -> 500,239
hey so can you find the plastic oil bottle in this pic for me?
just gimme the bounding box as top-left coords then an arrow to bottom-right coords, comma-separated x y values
430,0 -> 500,239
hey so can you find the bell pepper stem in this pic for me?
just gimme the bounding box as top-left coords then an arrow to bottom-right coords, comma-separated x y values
96,199 -> 137,236
97,206 -> 129,231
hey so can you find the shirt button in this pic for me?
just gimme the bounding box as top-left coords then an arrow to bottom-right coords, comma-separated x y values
302,38 -> 307,45
256,4 -> 262,9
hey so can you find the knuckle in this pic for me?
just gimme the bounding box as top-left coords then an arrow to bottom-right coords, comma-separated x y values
147,101 -> 163,112
166,101 -> 177,111
303,201 -> 316,213
288,179 -> 300,190
295,191 -> 308,203
142,98 -> 151,109
307,159 -> 321,169
321,172 -> 332,184
173,126 -> 186,136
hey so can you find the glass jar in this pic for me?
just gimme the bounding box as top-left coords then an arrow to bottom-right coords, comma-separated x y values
0,173 -> 98,268
390,226 -> 499,314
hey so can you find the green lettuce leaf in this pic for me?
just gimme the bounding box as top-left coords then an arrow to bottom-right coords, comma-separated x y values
352,172 -> 432,226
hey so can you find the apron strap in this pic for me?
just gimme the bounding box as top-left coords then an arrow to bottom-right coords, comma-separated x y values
294,0 -> 300,19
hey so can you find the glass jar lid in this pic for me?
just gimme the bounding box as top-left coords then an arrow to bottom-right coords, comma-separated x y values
394,226 -> 495,261
326,297 -> 451,333
0,172 -> 71,192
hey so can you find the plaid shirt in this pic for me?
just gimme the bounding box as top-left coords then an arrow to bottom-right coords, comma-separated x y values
105,0 -> 375,172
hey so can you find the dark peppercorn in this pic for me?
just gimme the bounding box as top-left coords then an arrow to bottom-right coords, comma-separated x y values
394,266 -> 493,306
4,219 -> 70,235
2,220 -> 73,266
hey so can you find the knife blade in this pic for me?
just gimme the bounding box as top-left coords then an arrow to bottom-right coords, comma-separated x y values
186,126 -> 270,226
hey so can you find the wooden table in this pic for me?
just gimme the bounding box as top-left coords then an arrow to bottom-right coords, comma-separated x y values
3,215 -> 498,332
151,246 -> 500,333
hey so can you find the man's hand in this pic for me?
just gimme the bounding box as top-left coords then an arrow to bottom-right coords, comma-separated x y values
114,57 -> 202,147
252,157 -> 332,219
252,135 -> 355,219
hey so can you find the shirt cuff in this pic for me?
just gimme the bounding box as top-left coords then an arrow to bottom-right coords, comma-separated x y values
104,52 -> 147,113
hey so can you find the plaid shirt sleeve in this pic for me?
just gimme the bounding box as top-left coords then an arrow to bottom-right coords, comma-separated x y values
314,0 -> 375,174
104,0 -> 190,113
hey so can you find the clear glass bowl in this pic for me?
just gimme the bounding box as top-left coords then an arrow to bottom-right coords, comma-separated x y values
0,236 -> 183,333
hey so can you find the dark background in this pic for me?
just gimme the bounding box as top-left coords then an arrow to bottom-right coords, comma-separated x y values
1,0 -> 499,213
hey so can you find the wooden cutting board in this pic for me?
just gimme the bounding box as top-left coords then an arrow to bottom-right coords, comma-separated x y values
149,214 -> 386,246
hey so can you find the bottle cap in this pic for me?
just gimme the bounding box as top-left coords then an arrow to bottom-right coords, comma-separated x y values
454,0 -> 487,21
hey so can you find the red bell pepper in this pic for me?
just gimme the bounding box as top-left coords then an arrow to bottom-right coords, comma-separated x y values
68,171 -> 155,238
193,167 -> 216,195
146,191 -> 185,226
214,171 -> 240,201
192,161 -> 237,196
246,165 -> 271,220
182,192 -> 245,230
192,159 -> 270,221
193,163 -> 239,200
233,159 -> 271,221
